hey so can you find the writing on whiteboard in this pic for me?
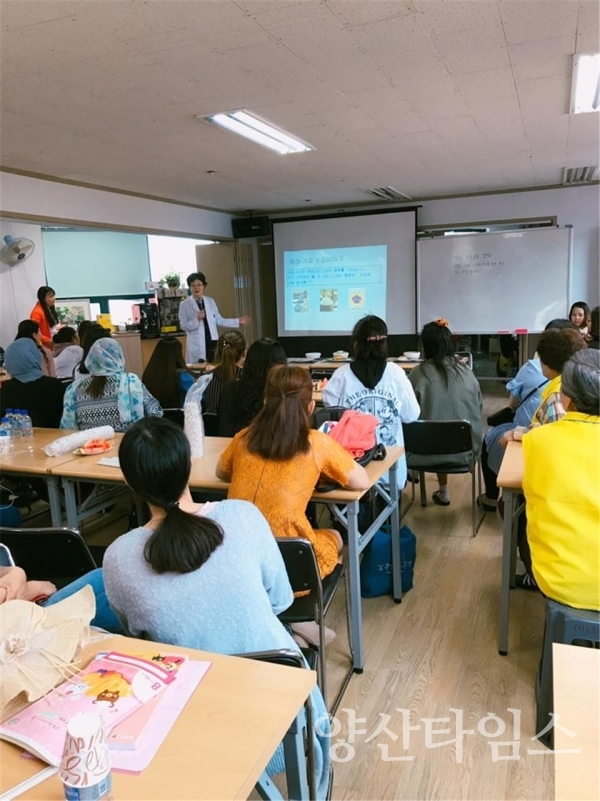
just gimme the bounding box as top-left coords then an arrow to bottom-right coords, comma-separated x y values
454,252 -> 505,276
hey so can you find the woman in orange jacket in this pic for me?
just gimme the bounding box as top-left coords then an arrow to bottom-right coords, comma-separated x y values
30,286 -> 60,349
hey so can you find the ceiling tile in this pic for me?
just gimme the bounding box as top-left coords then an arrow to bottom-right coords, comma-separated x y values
509,36 -> 575,82
416,0 -> 503,35
327,0 -> 418,27
516,74 -> 571,116
433,23 -> 509,74
576,0 -> 600,53
499,0 -> 579,45
454,67 -> 519,104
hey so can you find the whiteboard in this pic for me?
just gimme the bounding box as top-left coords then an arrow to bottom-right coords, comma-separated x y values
417,227 -> 572,333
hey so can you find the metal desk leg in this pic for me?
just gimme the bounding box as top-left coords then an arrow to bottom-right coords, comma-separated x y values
509,497 -> 519,587
62,478 -> 79,529
346,499 -> 364,673
498,488 -> 517,655
47,475 -> 63,527
389,462 -> 403,603
282,708 -> 310,801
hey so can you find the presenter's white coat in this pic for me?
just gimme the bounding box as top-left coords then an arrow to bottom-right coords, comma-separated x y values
178,295 -> 240,363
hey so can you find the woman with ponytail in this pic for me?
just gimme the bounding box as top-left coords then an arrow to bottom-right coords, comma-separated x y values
202,330 -> 246,435
217,365 -> 369,580
30,286 -> 60,349
103,417 -> 332,798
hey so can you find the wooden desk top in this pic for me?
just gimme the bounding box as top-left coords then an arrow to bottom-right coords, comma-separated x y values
496,440 -> 524,490
553,643 -> 600,801
51,435 -> 405,502
0,428 -> 86,475
0,636 -> 315,801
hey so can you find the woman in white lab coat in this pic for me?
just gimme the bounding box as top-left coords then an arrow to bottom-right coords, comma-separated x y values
178,272 -> 250,364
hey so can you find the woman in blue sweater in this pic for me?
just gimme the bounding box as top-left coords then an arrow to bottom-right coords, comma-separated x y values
103,417 -> 330,797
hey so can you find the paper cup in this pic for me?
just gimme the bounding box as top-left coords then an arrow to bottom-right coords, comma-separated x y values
60,713 -> 112,799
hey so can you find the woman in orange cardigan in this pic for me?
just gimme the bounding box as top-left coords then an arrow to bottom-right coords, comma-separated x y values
30,285 -> 60,349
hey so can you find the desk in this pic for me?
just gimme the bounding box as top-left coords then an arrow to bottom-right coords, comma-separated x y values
553,643 -> 600,801
54,439 -> 405,674
0,635 -> 315,801
496,441 -> 524,655
0,428 -> 81,527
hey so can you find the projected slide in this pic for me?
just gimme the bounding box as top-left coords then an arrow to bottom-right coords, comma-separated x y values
284,245 -> 387,332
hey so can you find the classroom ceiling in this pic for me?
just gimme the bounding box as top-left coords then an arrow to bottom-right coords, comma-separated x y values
1,0 -> 599,214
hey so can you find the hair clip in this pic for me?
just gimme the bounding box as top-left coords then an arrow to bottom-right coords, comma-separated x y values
165,500 -> 180,512
366,334 -> 387,341
435,318 -> 450,328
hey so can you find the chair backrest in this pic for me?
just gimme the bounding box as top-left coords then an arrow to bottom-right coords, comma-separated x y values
402,420 -> 474,457
236,649 -> 305,669
312,406 -> 347,430
162,408 -> 184,428
276,538 -> 321,595
0,526 -> 97,588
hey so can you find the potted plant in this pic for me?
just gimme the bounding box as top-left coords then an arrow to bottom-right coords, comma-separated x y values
160,271 -> 181,289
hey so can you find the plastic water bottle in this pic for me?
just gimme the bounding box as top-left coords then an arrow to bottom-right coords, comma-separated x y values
0,417 -> 11,456
5,409 -> 18,437
20,410 -> 33,439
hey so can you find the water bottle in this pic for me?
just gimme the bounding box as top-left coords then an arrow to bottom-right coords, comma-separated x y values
0,417 -> 11,456
5,409 -> 18,437
20,410 -> 33,439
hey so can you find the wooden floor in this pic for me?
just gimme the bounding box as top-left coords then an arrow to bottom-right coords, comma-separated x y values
323,384 -> 553,801
23,382 -> 554,800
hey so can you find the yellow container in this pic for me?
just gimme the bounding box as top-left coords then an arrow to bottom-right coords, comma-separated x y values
96,313 -> 113,330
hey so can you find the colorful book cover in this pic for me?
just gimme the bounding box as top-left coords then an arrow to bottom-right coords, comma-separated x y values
107,653 -> 187,750
0,652 -> 172,766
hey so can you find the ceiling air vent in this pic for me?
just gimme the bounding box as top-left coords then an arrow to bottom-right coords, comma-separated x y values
562,166 -> 599,185
365,186 -> 412,201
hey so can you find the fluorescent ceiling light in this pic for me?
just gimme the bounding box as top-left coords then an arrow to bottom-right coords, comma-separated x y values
570,53 -> 600,114
204,110 -> 314,155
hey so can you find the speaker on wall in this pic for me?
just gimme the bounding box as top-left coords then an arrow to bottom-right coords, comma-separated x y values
231,216 -> 270,239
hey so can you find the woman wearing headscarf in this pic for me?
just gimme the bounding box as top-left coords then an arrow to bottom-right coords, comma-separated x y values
15,319 -> 56,378
0,338 -> 66,428
60,339 -> 162,432
30,286 -> 60,349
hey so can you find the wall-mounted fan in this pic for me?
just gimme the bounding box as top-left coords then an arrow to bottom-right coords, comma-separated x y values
0,234 -> 35,266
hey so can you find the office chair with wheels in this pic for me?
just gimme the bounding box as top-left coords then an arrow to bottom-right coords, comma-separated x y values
277,537 -> 353,714
0,526 -> 97,589
402,420 -> 484,537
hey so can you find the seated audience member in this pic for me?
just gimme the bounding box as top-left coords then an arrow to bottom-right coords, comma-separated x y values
322,315 -> 420,487
407,318 -> 483,506
498,327 -> 586,448
103,417 -> 331,798
0,563 -> 121,632
479,319 -> 580,511
52,326 -> 83,379
589,306 -> 600,350
522,349 -> 599,606
75,322 -> 112,379
78,319 -> 93,346
60,339 -> 162,432
218,337 -> 287,437
569,300 -> 591,338
15,319 -> 56,377
202,331 -> 246,436
142,337 -> 195,409
217,365 -> 369,581
1,338 -> 66,427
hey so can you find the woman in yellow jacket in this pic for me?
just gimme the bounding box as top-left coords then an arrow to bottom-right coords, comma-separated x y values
522,349 -> 600,610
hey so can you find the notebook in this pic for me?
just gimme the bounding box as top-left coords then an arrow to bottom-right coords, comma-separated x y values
0,652 -> 172,766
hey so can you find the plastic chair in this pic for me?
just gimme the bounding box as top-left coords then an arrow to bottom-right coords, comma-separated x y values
276,537 -> 353,714
0,526 -> 97,589
402,420 -> 484,536
239,648 -> 333,801
535,599 -> 600,749
162,408 -> 184,428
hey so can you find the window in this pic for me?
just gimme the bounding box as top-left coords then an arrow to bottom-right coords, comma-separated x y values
148,235 -> 216,285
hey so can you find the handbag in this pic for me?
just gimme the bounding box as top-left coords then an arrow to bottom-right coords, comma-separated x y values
486,378 -> 549,427
360,524 -> 417,598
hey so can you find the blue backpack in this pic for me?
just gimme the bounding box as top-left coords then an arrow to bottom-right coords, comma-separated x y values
360,525 -> 417,598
